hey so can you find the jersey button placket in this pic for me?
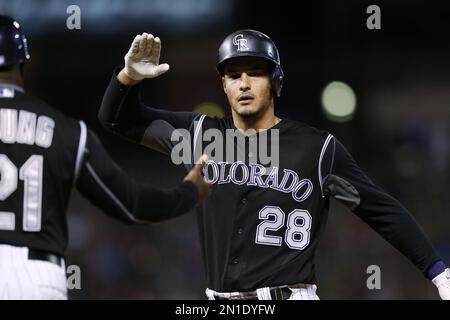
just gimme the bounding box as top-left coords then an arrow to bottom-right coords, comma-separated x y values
224,195 -> 248,284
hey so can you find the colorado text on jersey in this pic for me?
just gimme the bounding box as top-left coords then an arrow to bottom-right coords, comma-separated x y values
202,160 -> 313,203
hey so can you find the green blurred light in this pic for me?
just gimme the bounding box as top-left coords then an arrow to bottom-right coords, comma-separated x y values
321,81 -> 357,123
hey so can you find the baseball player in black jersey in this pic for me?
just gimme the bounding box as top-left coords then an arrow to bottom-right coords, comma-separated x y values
98,30 -> 450,300
0,15 -> 211,300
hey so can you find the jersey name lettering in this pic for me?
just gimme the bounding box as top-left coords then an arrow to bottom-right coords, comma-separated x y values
0,108 -> 54,148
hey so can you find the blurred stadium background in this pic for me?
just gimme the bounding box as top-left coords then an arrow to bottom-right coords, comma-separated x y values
1,0 -> 449,299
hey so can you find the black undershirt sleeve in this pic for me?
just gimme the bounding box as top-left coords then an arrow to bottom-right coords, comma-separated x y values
321,136 -> 441,275
98,69 -> 200,155
75,129 -> 198,224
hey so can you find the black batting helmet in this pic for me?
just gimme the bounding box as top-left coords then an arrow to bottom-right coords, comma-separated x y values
217,29 -> 284,97
0,15 -> 30,69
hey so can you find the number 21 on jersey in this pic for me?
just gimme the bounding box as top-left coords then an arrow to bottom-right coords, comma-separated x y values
255,205 -> 312,250
0,154 -> 43,232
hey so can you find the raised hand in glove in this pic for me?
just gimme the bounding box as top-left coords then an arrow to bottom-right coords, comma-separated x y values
123,32 -> 170,81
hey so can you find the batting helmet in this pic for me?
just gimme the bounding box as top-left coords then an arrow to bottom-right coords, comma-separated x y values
217,29 -> 284,97
0,15 -> 30,69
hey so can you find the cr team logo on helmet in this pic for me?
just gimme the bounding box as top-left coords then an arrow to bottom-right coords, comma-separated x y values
232,34 -> 249,52
217,29 -> 284,97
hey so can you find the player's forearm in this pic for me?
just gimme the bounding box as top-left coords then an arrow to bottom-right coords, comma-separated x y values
355,196 -> 442,274
76,131 -> 199,223
99,69 -> 198,145
325,138 -> 442,274
98,71 -> 141,132
77,164 -> 198,224
132,181 -> 199,222
99,70 -> 159,147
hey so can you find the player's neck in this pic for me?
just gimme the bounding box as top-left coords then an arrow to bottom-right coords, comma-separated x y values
232,107 -> 281,132
0,71 -> 24,88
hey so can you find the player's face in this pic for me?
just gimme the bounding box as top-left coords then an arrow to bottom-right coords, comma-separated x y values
222,57 -> 273,119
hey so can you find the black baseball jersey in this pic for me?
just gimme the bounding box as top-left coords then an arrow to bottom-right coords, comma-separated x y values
0,84 -> 198,257
99,73 -> 442,292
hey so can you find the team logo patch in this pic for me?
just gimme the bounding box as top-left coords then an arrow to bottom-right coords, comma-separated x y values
0,86 -> 15,98
233,34 -> 249,52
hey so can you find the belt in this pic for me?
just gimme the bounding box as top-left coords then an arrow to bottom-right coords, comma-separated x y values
28,248 -> 63,267
214,286 -> 293,300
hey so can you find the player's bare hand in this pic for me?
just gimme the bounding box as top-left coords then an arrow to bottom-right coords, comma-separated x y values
433,268 -> 450,300
122,32 -> 170,81
184,155 -> 212,204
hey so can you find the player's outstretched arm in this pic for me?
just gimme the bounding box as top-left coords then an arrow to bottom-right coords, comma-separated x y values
98,32 -> 200,155
75,128 -> 211,223
320,136 -> 449,299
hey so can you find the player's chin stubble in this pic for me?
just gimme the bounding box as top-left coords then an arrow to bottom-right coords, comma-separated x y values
233,102 -> 270,121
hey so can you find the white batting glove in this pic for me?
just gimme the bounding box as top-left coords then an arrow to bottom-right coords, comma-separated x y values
432,268 -> 450,300
123,32 -> 170,81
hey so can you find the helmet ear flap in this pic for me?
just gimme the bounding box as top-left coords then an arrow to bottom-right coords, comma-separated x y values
271,64 -> 284,98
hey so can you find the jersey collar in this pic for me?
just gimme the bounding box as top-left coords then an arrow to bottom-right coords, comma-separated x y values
0,83 -> 25,93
